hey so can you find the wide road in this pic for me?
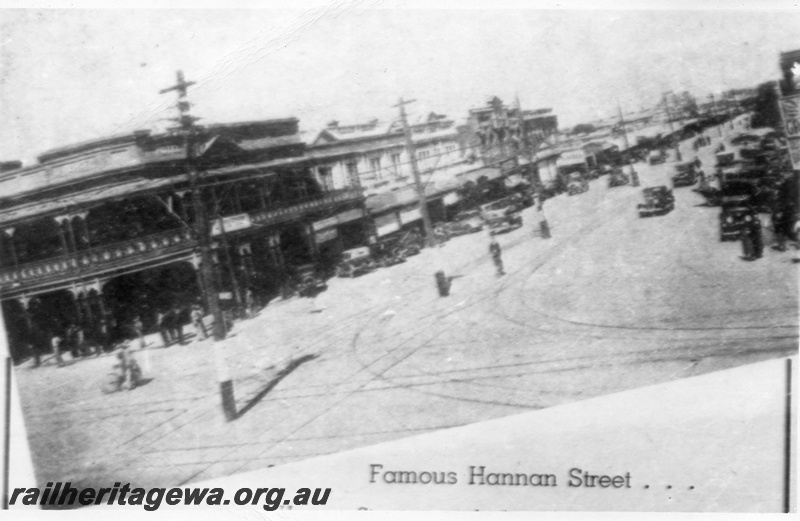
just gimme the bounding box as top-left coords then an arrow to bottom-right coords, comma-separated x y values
16,129 -> 798,491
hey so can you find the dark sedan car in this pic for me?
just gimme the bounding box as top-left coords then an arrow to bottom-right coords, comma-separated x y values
637,186 -> 675,217
719,196 -> 754,241
671,162 -> 698,187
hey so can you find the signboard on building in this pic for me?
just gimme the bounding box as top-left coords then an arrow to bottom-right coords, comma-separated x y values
312,216 -> 339,232
399,207 -> 422,225
336,208 -> 364,224
211,213 -> 252,236
375,212 -> 400,237
443,192 -> 460,206
316,228 -> 339,244
779,93 -> 800,168
556,149 -> 586,167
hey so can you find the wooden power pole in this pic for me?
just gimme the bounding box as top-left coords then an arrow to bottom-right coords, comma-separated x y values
160,71 -> 236,421
394,97 -> 448,296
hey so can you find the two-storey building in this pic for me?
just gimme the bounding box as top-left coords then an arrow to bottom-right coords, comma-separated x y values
0,118 -> 366,361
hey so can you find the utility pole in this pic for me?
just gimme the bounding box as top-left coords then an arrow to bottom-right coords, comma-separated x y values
617,102 -> 640,187
394,97 -> 448,296
662,92 -> 682,162
710,92 -> 723,138
514,95 -> 550,239
160,71 -> 236,421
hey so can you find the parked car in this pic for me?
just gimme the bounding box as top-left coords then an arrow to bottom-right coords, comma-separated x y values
672,162 -> 698,187
480,197 -> 523,235
371,239 -> 407,268
719,199 -> 754,242
293,263 -> 327,297
608,168 -> 630,188
397,230 -> 423,257
442,210 -> 484,237
637,186 -> 675,218
648,149 -> 667,165
336,246 -> 375,278
566,173 -> 589,196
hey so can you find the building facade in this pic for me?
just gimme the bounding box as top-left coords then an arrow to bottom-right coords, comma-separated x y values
0,119 -> 367,361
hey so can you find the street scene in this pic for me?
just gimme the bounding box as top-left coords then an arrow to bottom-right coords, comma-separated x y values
0,6 -> 798,507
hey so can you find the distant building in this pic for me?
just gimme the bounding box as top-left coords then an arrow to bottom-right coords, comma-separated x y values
305,113 -> 476,240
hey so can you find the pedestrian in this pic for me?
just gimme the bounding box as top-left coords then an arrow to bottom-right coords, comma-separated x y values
157,309 -> 172,347
132,315 -> 146,349
751,214 -> 764,259
245,287 -> 256,318
740,215 -> 756,261
489,237 -> 505,277
51,333 -> 65,367
694,156 -> 702,169
772,208 -> 789,252
191,303 -> 207,342
98,317 -> 111,355
697,169 -> 707,188
169,307 -> 184,345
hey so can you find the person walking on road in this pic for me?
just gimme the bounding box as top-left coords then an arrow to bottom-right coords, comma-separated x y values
489,237 -> 505,277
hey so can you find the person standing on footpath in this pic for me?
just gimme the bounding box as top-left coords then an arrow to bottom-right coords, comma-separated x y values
132,315 -> 146,349
489,237 -> 505,277
750,214 -> 764,260
170,306 -> 185,345
157,309 -> 172,347
51,333 -> 65,368
191,303 -> 207,342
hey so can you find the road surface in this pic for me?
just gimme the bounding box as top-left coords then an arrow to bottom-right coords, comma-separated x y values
15,129 -> 798,492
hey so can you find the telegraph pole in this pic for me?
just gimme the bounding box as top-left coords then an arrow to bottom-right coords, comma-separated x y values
395,98 -> 435,246
617,102 -> 640,187
662,92 -> 682,162
514,95 -> 550,239
160,71 -> 236,421
395,97 -> 448,296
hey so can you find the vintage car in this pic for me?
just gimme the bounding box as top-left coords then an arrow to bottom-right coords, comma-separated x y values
293,263 -> 327,297
715,151 -> 737,168
637,186 -> 675,218
480,197 -> 523,235
336,246 -> 376,278
442,210 -> 484,237
608,168 -> 630,188
371,238 -> 407,268
671,162 -> 698,187
566,173 -> 589,196
647,149 -> 667,165
396,230 -> 423,257
719,197 -> 755,242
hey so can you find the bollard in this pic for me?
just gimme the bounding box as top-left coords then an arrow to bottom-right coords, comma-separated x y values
539,219 -> 551,239
435,270 -> 450,297
220,380 -> 237,421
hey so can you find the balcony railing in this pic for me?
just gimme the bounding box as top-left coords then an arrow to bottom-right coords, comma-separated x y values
0,228 -> 195,290
0,188 -> 364,294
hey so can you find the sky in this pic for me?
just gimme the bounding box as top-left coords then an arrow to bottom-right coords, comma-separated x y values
1,2 -> 799,163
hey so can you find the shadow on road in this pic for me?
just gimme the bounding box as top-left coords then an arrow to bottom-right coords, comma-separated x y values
236,353 -> 318,419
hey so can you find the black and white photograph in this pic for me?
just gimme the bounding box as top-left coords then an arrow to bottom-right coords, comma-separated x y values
0,1 -> 797,513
